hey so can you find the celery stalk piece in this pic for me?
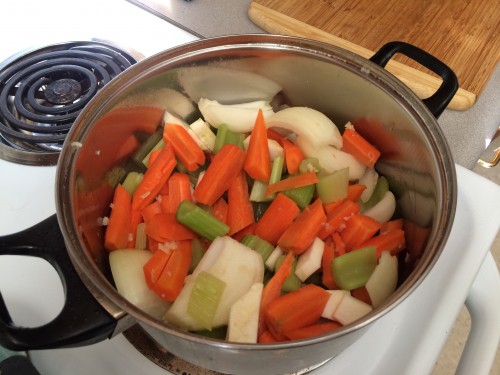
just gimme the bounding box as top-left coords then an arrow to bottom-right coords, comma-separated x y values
275,254 -> 301,292
240,234 -> 275,262
361,176 -> 389,212
176,200 -> 229,241
122,172 -> 144,195
316,167 -> 349,204
332,246 -> 377,290
189,238 -> 207,274
105,166 -> 127,188
131,128 -> 163,169
269,156 -> 284,185
283,184 -> 315,209
187,271 -> 226,331
299,157 -> 322,174
213,123 -> 245,153
249,180 -> 272,202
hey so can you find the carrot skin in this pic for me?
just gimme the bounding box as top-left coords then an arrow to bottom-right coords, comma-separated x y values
104,184 -> 132,251
163,124 -> 205,171
357,229 -> 406,258
167,173 -> 192,213
145,213 -> 197,242
226,171 -> 255,236
318,199 -> 360,240
340,213 -> 382,251
282,139 -> 305,175
265,172 -> 318,197
244,109 -> 271,181
342,128 -> 381,168
321,242 -> 337,289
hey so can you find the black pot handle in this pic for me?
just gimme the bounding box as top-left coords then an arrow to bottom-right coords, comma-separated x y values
0,215 -> 117,351
369,41 -> 459,118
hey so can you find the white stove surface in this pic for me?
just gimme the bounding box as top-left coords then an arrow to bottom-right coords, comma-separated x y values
1,1 -> 500,374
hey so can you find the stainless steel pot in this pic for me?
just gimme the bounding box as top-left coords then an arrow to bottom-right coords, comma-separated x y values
0,35 -> 458,374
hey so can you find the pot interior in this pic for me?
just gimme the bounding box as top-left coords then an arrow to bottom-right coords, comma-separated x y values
57,34 -> 456,342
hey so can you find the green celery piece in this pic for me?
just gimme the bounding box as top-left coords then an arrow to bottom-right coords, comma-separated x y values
188,271 -> 226,331
269,156 -> 284,184
249,156 -> 284,202
275,254 -> 301,293
240,234 -> 275,262
122,171 -> 144,195
131,128 -> 163,169
361,176 -> 389,212
282,183 -> 315,209
299,157 -> 322,174
213,123 -> 245,153
142,139 -> 165,167
316,167 -> 349,204
189,238 -> 207,274
176,200 -> 229,241
332,246 -> 377,290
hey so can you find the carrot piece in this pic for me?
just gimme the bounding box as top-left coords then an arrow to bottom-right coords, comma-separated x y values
267,128 -> 287,143
358,229 -> 406,258
231,222 -> 256,242
244,109 -> 271,181
144,240 -> 192,301
351,287 -> 372,305
210,197 -> 228,224
285,321 -> 342,341
265,172 -> 319,197
318,199 -> 360,240
132,143 -> 176,210
332,232 -> 346,256
282,139 -> 305,174
193,144 -> 246,206
380,218 -> 403,234
277,198 -> 327,255
167,173 -> 192,213
258,252 -> 294,336
254,193 -> 300,245
340,213 -> 382,251
104,184 -> 132,251
127,208 -> 143,248
258,330 -> 281,343
145,213 -> 197,242
347,184 -> 367,203
142,201 -> 163,222
341,128 -> 381,168
163,124 -> 205,171
227,171 -> 255,236
323,199 -> 345,216
143,248 -> 172,290
148,148 -> 162,167
264,284 -> 331,338
321,242 -> 337,289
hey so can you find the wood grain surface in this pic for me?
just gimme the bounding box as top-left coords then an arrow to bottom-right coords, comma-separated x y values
248,0 -> 500,110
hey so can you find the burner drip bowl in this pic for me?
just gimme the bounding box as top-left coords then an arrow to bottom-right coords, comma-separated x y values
0,41 -> 138,165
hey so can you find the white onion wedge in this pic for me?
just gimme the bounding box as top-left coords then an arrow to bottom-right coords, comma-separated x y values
358,168 -> 379,203
363,191 -> 396,224
365,251 -> 398,308
227,283 -> 263,343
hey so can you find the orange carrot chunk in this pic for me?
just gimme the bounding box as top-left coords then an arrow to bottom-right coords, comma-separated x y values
340,213 -> 382,251
380,218 -> 404,234
167,172 -> 192,213
265,172 -> 319,197
226,171 -> 255,236
163,124 -> 205,171
264,284 -> 331,338
193,144 -> 246,206
341,128 -> 381,168
284,321 -> 342,341
254,193 -> 300,245
282,139 -> 305,175
277,198 -> 327,255
321,242 -> 337,289
318,199 -> 360,240
244,109 -> 271,182
347,184 -> 367,203
105,184 -> 132,251
357,228 -> 406,258
145,213 -> 197,242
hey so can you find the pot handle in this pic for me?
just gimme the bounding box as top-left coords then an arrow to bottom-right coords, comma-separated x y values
369,41 -> 458,118
0,215 -> 117,351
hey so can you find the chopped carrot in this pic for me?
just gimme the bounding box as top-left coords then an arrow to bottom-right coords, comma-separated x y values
258,252 -> 294,336
341,128 -> 381,168
267,128 -> 287,144
142,201 -> 162,222
258,330 -> 281,343
104,184 -> 131,251
357,229 -> 406,258
277,198 -> 327,255
193,143 -> 246,206
380,218 -> 403,234
347,184 -> 367,203
244,109 -> 271,182
145,213 -> 197,242
332,232 -> 346,256
265,171 -> 318,197
127,208 -> 143,248
323,199 -> 345,216
282,139 -> 305,174
163,124 -> 205,171
351,287 -> 372,305
318,199 -> 360,240
148,148 -> 162,167
226,171 -> 255,236
143,240 -> 192,301
254,193 -> 300,245
210,197 -> 228,224
231,222 -> 256,242
264,284 -> 331,338
321,242 -> 337,289
340,213 -> 382,251
284,321 -> 342,341
167,173 -> 192,213
132,143 -> 176,210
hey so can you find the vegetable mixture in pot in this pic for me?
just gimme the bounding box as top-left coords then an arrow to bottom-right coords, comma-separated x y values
104,94 -> 412,344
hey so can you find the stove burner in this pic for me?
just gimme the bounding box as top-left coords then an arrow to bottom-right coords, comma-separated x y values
0,41 -> 139,165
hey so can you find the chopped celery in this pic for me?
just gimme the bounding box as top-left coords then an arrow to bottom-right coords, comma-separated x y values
189,238 -> 207,274
282,183 -> 315,209
332,246 -> 377,290
187,271 -> 226,330
361,176 -> 389,212
213,123 -> 245,153
275,255 -> 301,293
176,200 -> 229,241
249,156 -> 284,202
131,128 -> 163,169
122,172 -> 144,195
299,157 -> 322,174
240,234 -> 275,262
316,167 -> 349,204
142,139 -> 165,167
105,166 -> 127,188
269,156 -> 284,184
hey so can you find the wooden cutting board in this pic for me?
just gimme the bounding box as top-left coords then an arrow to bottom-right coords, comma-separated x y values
248,0 -> 500,110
